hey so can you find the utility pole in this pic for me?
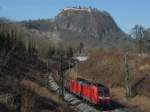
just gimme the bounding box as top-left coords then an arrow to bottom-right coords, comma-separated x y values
60,55 -> 64,97
124,52 -> 132,97
75,60 -> 79,79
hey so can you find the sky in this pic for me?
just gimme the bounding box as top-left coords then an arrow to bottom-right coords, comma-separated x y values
0,0 -> 150,33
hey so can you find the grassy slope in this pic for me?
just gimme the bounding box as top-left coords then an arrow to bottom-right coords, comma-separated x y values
79,49 -> 150,87
78,49 -> 150,112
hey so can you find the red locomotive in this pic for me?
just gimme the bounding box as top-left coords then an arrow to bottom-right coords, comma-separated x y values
68,78 -> 110,106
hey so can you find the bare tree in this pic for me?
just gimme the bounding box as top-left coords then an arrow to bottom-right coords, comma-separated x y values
131,25 -> 145,53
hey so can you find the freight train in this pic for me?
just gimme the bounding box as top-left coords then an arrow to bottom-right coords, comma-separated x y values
51,62 -> 111,106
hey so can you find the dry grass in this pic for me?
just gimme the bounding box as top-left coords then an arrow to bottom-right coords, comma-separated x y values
21,80 -> 77,112
110,87 -> 150,112
79,49 -> 150,87
128,95 -> 150,111
79,50 -> 123,86
21,80 -> 64,105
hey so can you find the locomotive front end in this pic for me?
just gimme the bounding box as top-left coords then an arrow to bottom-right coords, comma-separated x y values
98,85 -> 111,106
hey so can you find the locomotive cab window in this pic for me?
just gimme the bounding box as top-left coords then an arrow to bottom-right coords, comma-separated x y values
98,86 -> 109,97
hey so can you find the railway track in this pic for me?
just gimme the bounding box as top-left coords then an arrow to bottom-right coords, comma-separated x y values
48,73 -> 100,112
47,73 -> 126,112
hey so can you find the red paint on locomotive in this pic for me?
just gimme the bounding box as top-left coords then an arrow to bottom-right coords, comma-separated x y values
69,79 -> 110,106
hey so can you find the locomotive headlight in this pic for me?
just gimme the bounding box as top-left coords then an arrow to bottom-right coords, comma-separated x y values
99,96 -> 104,99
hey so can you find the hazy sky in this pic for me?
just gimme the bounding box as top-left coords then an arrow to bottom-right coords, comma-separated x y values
0,0 -> 150,33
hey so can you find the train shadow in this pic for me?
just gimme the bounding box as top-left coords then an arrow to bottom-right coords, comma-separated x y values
67,91 -> 125,111
96,100 -> 125,111
109,100 -> 124,110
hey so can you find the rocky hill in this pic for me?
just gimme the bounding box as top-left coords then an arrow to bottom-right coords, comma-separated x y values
21,7 -> 132,48
56,8 -> 124,38
55,8 -> 133,47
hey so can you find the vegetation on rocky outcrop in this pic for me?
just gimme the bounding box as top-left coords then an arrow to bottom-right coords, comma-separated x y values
20,7 -> 132,49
